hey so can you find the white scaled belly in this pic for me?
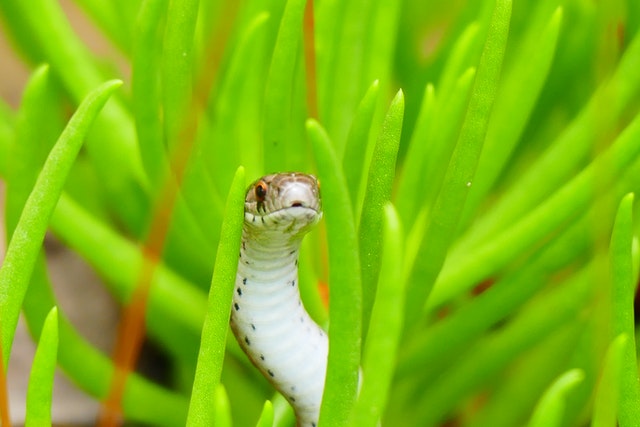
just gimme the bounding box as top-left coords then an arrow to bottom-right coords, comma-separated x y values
231,241 -> 328,427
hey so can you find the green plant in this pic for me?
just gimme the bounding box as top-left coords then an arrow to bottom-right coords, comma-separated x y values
1,0 -> 640,426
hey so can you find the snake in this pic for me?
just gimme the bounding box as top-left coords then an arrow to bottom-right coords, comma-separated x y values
230,172 -> 327,427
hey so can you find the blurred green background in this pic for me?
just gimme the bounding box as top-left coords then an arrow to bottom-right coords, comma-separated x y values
1,0 -> 640,426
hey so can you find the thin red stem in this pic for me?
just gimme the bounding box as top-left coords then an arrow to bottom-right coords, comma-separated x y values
97,2 -> 240,425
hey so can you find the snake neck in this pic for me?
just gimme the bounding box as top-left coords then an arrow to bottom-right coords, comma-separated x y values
232,231 -> 327,427
239,229 -> 301,273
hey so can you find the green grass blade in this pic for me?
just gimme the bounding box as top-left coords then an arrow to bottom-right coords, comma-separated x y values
5,64 -> 62,236
0,99 -> 15,177
469,323 -> 584,427
398,265 -> 545,382
161,0 -> 199,149
256,400 -> 274,427
50,194 -> 207,354
307,119 -> 362,427
4,71 -> 188,427
0,79 -> 122,366
436,22 -> 482,104
398,204 -> 599,380
0,0 -> 149,231
263,0 -> 307,173
527,369 -> 584,427
592,334 -> 628,427
342,79 -> 380,210
360,0 -> 402,112
206,11 -> 271,189
272,392 -> 296,427
350,204 -> 405,426
431,111 -> 640,308
132,0 -> 170,188
316,0 -> 376,146
24,307 -> 58,427
414,260 -> 596,425
298,240 -> 328,325
406,0 -> 512,325
358,90 -> 403,338
187,166 -> 245,427
461,26 -> 640,251
213,384 -> 233,427
415,67 -> 476,219
394,83 -> 435,229
20,259 -> 189,426
608,193 -> 640,426
463,6 -> 563,224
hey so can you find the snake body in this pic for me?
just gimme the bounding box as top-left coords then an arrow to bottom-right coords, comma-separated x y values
230,173 -> 327,427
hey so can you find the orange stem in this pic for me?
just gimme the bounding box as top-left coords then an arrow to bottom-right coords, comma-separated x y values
97,2 -> 240,425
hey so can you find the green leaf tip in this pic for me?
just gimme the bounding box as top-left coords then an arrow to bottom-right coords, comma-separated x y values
25,306 -> 59,427
528,369 -> 584,427
592,334 -> 629,427
256,400 -> 274,427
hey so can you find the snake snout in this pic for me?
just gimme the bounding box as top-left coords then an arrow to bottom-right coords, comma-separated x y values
281,184 -> 317,211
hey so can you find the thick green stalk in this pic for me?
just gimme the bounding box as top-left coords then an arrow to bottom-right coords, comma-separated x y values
307,119 -> 362,427
162,0 -> 200,150
350,205 -> 405,426
460,25 -> 640,251
592,335 -> 628,427
415,260 -> 596,426
187,167 -> 245,426
359,90 -> 404,338
5,70 -> 188,427
608,193 -> 640,425
263,0 -> 308,172
406,0 -> 512,325
342,79 -> 380,211
5,65 -> 61,236
462,6 -> 563,224
394,83 -> 435,229
0,0 -> 149,231
132,0 -> 170,189
431,111 -> 640,308
0,80 -> 121,365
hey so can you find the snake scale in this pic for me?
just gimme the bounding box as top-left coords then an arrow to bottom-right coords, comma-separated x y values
230,173 -> 327,427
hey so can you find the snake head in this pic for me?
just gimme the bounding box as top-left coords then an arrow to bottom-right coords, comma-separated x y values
244,173 -> 322,238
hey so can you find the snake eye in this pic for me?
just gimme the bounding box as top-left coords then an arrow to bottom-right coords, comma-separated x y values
255,180 -> 268,202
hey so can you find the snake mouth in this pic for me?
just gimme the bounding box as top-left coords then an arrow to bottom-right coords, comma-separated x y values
245,204 -> 322,230
253,204 -> 321,217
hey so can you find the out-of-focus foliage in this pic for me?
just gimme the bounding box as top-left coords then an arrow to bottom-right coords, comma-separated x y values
1,0 -> 640,425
